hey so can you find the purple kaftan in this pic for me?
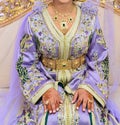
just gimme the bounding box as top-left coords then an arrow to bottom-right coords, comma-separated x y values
14,1 -> 120,125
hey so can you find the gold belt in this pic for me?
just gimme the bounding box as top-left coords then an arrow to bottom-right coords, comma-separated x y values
41,55 -> 85,70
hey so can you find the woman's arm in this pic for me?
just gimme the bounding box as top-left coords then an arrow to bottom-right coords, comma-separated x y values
16,16 -> 55,105
78,16 -> 109,107
65,16 -> 109,110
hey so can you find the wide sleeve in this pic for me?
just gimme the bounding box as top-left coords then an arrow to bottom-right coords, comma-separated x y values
64,16 -> 109,107
78,17 -> 109,107
16,17 -> 54,105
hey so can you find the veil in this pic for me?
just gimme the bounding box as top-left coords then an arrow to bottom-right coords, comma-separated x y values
0,14 -> 29,125
0,1 -> 45,124
103,0 -> 120,120
90,0 -> 120,121
0,0 -> 120,124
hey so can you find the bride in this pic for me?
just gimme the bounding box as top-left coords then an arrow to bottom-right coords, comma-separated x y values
0,0 -> 120,125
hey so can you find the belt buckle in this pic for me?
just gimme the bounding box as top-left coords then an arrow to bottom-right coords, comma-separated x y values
56,59 -> 71,70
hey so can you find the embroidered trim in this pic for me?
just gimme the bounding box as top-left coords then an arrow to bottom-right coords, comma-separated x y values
91,112 -> 96,125
42,6 -> 81,59
108,113 -> 120,125
16,56 -> 29,84
40,113 -> 46,125
31,82 -> 54,104
64,85 -> 75,95
64,95 -> 71,125
58,92 -> 65,125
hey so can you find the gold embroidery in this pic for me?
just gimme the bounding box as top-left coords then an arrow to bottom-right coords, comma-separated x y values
31,82 -> 54,104
58,92 -> 65,125
91,112 -> 96,125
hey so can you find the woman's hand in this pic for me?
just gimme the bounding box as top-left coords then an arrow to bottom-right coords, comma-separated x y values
42,88 -> 63,114
72,88 -> 94,113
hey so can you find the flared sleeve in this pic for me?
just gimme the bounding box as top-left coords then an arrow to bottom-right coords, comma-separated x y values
16,16 -> 54,105
78,16 -> 109,107
64,15 -> 109,107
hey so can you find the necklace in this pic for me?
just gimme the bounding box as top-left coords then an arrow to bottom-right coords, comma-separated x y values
51,4 -> 76,31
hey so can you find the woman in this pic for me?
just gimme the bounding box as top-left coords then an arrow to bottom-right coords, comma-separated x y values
12,0 -> 120,124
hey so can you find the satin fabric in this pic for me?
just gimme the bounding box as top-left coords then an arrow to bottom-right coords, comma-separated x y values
1,1 -> 120,125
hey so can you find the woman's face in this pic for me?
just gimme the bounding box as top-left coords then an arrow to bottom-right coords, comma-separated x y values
53,0 -> 72,4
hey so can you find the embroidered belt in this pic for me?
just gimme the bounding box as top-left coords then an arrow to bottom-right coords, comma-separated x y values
41,55 -> 85,70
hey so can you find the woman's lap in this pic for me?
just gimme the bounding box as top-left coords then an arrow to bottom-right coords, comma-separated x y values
14,87 -> 114,125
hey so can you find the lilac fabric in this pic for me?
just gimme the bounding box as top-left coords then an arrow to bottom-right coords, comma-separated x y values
0,0 -> 120,125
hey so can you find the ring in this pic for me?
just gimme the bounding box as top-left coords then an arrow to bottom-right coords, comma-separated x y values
44,100 -> 49,105
88,99 -> 93,103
